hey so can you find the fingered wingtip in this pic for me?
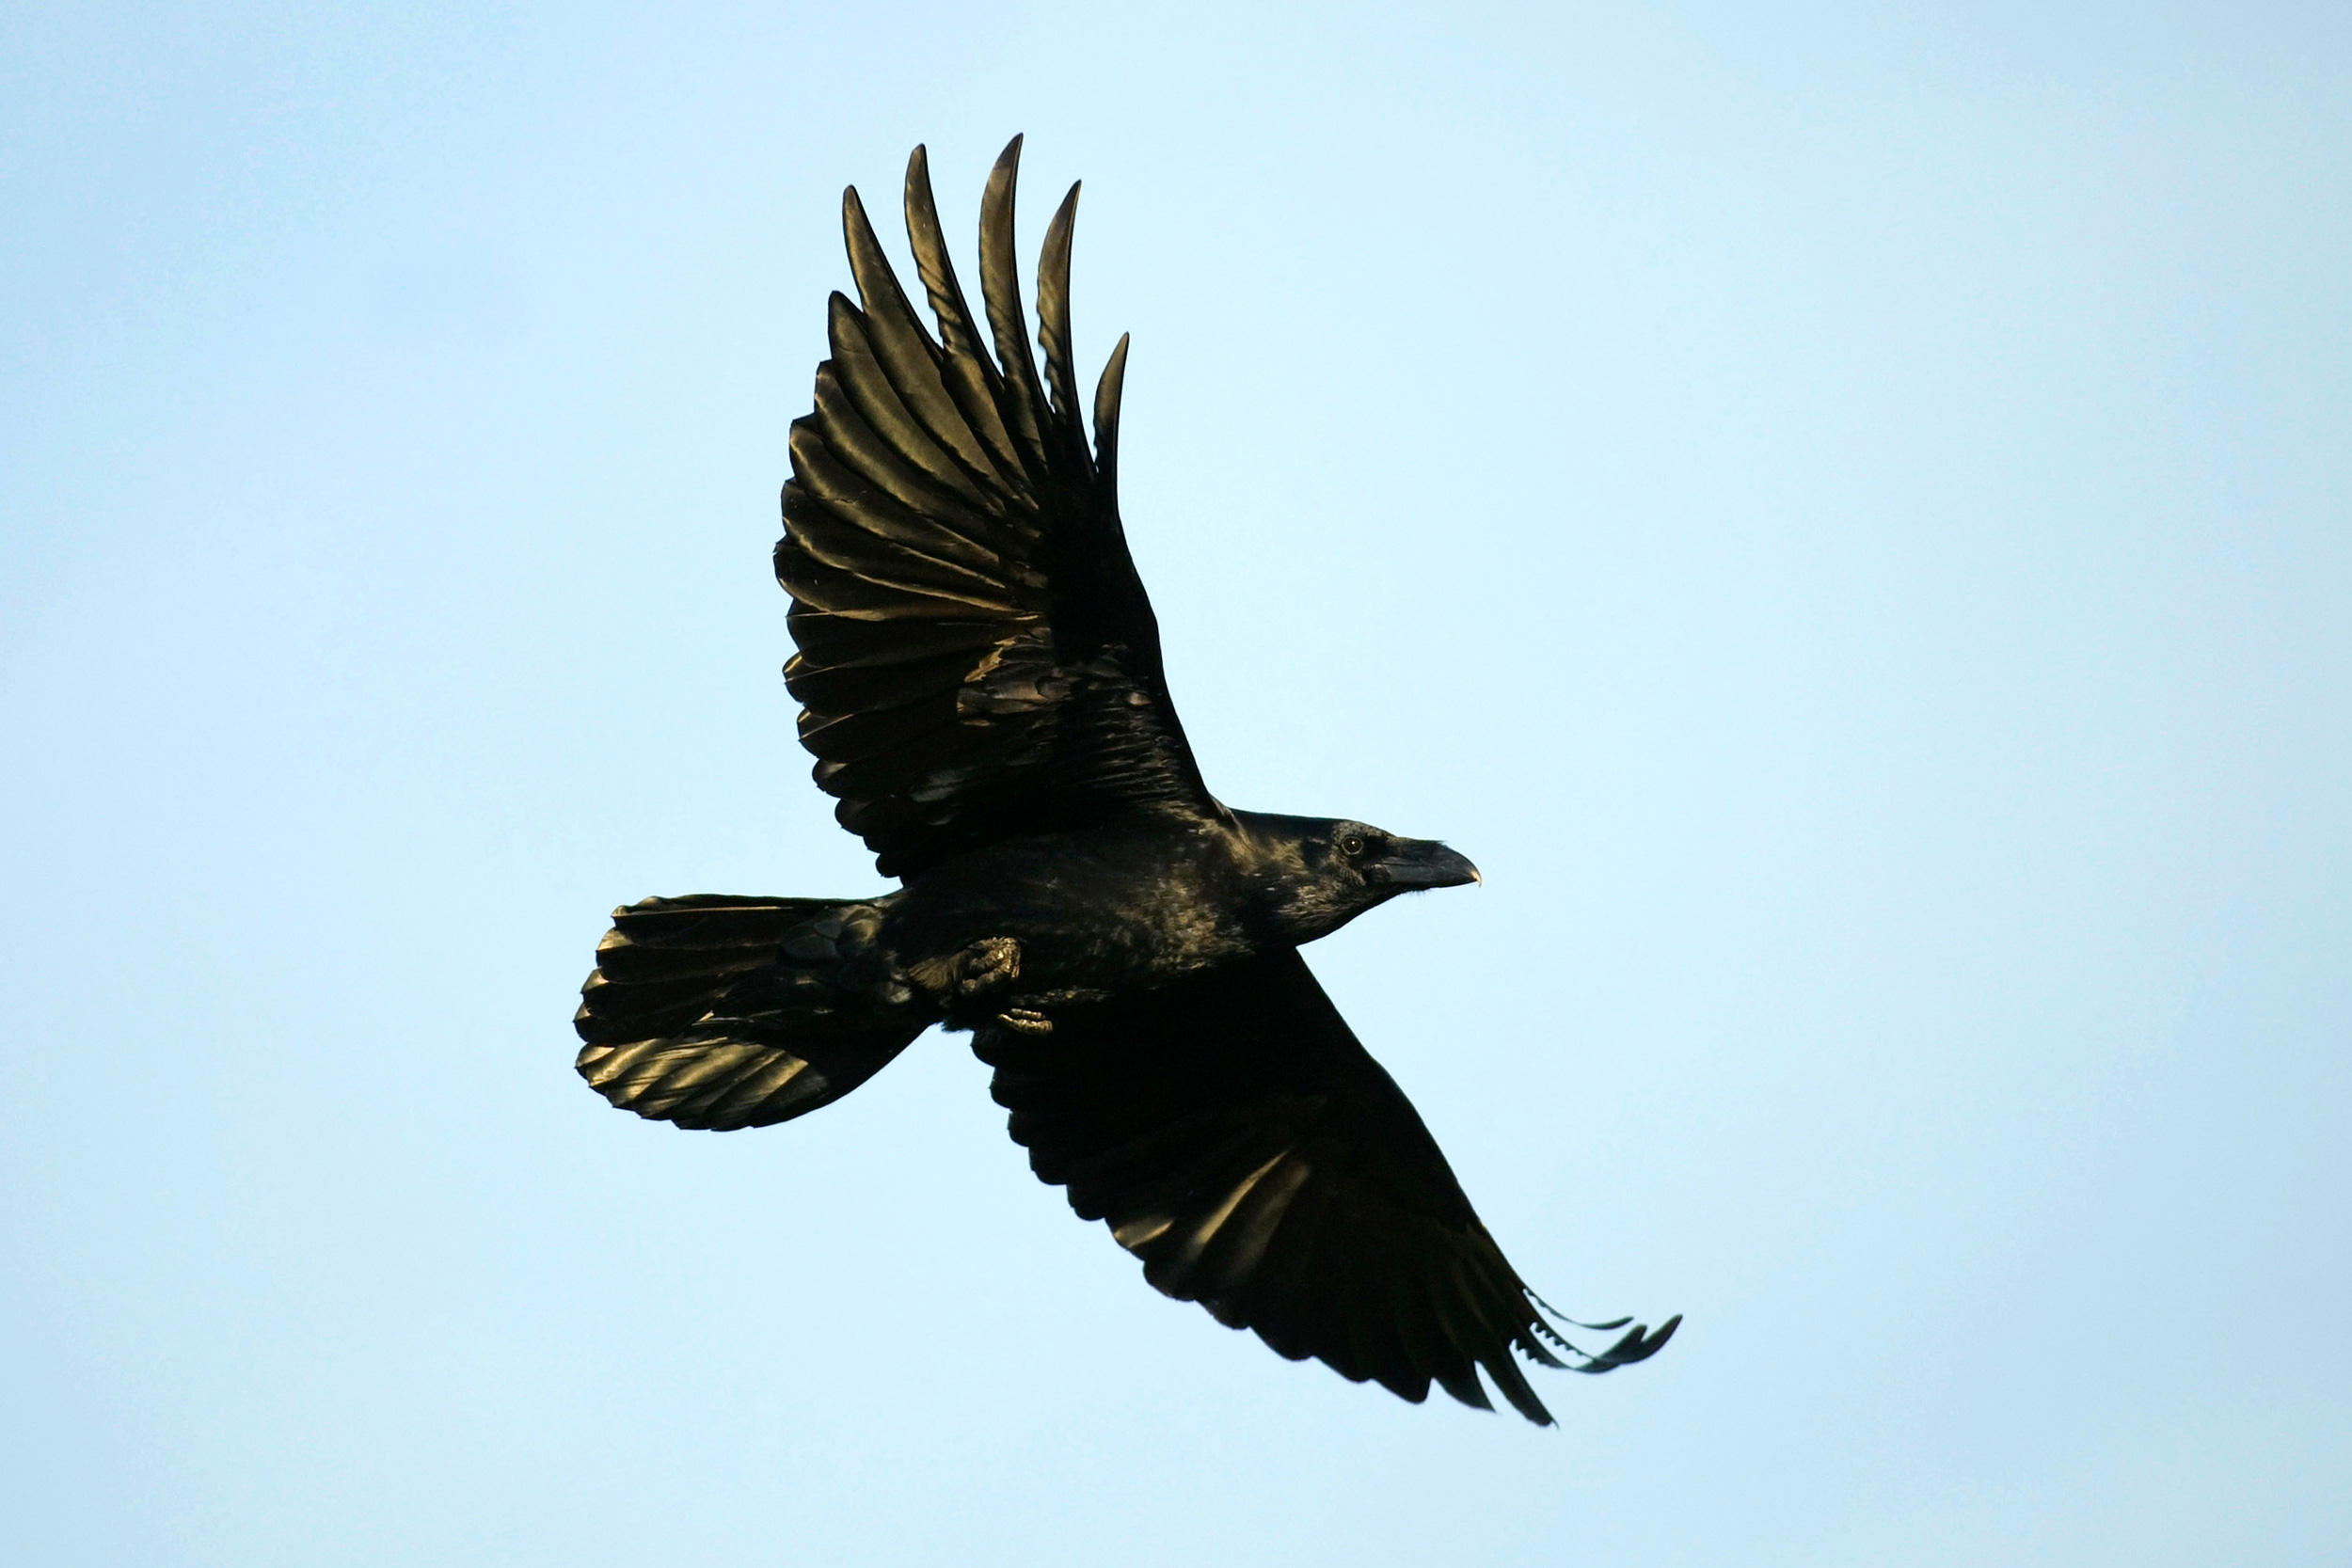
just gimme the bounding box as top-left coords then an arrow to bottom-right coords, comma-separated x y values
1572,1314 -> 1681,1374
1525,1289 -> 1681,1376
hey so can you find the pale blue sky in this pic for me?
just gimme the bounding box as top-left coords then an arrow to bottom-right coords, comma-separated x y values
4,3 -> 2347,1563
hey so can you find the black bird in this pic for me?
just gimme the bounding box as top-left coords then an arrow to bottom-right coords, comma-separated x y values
575,137 -> 1677,1424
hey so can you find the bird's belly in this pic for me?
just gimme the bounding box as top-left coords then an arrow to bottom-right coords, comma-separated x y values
1025,892 -> 1248,988
883,835 -> 1251,1006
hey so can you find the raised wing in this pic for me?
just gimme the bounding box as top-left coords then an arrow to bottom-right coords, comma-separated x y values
973,950 -> 1679,1424
780,137 -> 1211,879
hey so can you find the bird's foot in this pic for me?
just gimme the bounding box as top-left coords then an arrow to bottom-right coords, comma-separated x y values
995,1006 -> 1054,1037
949,936 -> 1022,997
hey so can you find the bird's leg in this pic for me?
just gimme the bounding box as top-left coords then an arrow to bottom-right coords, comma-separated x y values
930,940 -> 1074,1034
946,936 -> 1022,998
955,940 -> 1055,1034
911,937 -> 1040,1033
991,986 -> 1116,1037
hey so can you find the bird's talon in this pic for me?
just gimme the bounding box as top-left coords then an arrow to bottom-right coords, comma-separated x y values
952,936 -> 1022,997
998,1007 -> 1054,1037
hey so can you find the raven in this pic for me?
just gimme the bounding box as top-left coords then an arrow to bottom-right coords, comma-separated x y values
575,137 -> 1677,1424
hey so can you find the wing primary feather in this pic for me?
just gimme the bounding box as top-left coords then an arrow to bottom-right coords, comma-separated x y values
807,364 -> 1007,544
1434,1266 -> 1552,1422
1310,1243 -> 1376,1386
1337,1246 -> 1424,1403
1581,1314 -> 1682,1372
1037,182 -> 1085,428
1142,1146 -> 1291,1299
1091,333 -> 1129,489
1526,1287 -> 1637,1335
1238,1176 -> 1334,1355
1441,1257 -> 1549,1361
840,188 -> 1015,497
1393,1263 -> 1488,1413
977,135 -> 1050,469
1506,1291 -> 1575,1371
1479,1342 -> 1555,1424
822,295 -> 1010,517
1196,1153 -> 1314,1310
787,422 -> 1021,588
900,145 -> 1029,480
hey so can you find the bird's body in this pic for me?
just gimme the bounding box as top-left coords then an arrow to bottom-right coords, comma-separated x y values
884,810 -> 1486,1022
576,137 -> 1676,1423
890,817 -> 1257,1019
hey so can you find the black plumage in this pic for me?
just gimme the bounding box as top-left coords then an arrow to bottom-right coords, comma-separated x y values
576,137 -> 1676,1423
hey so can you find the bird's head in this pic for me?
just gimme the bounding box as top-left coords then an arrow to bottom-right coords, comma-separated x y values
1233,811 -> 1482,944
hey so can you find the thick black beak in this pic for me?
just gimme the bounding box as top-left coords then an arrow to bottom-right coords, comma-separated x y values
1364,839 -> 1483,890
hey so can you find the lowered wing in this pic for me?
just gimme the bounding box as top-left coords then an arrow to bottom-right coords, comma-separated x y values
973,949 -> 1679,1424
781,137 -> 1212,879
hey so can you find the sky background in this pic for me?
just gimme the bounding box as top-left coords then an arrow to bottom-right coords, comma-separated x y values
5,2 -> 2348,1563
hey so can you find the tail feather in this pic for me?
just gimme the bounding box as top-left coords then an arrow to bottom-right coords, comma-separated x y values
575,894 -> 930,1132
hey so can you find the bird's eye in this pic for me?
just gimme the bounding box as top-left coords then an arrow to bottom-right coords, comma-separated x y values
1337,832 -> 1367,858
